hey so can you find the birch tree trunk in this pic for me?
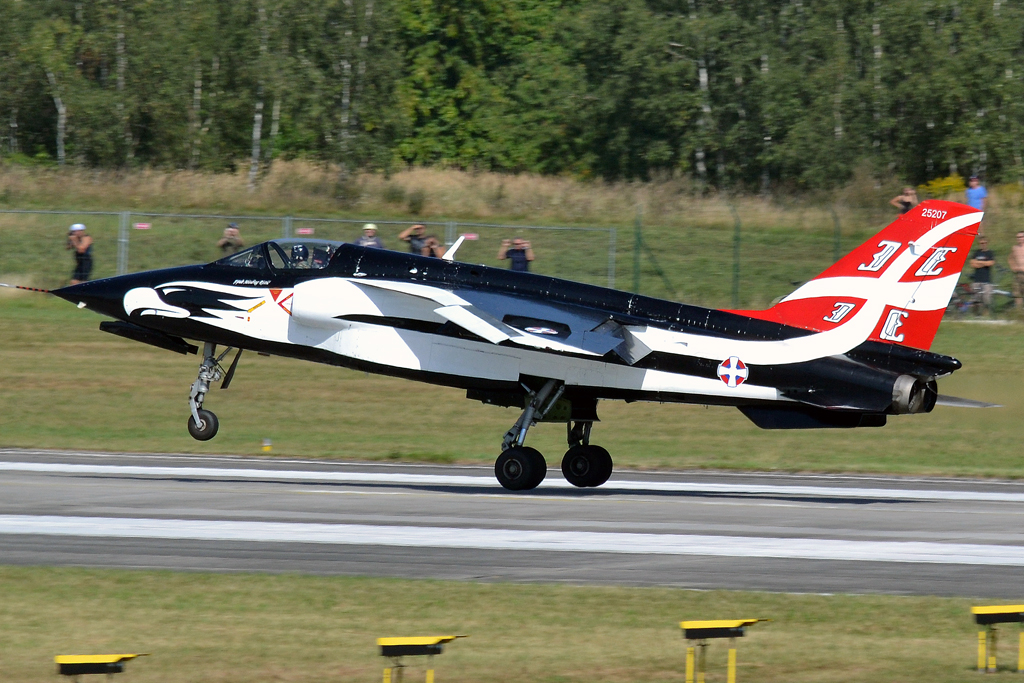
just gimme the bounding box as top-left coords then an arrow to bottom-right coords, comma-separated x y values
833,19 -> 845,140
248,1 -> 269,192
199,56 -> 219,144
694,58 -> 709,187
117,4 -> 132,162
338,31 -> 353,165
351,0 -> 374,136
8,108 -> 17,154
872,19 -> 881,184
45,71 -> 66,166
190,59 -> 203,169
264,95 -> 281,169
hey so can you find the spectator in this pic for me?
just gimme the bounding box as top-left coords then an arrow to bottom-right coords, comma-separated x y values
889,187 -> 918,214
398,223 -> 429,254
498,237 -> 534,272
422,235 -> 446,258
970,236 -> 996,315
965,175 -> 988,234
1009,230 -> 1024,312
66,223 -> 93,285
217,223 -> 245,255
354,223 -> 385,249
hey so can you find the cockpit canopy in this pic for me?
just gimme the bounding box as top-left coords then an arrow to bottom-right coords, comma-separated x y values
216,239 -> 345,271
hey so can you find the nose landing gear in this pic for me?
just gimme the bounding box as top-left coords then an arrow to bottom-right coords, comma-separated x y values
187,342 -> 241,441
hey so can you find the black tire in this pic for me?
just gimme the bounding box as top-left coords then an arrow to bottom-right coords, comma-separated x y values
495,446 -> 546,491
561,445 -> 612,488
187,409 -> 219,441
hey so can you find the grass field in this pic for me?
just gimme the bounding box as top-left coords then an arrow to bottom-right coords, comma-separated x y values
0,565 -> 1009,683
0,294 -> 1022,478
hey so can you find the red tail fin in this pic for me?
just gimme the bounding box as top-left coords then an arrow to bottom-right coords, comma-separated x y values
734,200 -> 982,350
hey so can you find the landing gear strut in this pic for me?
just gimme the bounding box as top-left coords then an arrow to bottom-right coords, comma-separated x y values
187,342 -> 239,441
494,380 -> 563,491
492,383 -> 614,491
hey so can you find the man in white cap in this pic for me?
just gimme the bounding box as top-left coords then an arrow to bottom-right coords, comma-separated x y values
66,223 -> 93,284
353,223 -> 385,249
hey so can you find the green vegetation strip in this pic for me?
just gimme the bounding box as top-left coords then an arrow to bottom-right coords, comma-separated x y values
1,296 -> 1022,478
0,566 -> 1005,683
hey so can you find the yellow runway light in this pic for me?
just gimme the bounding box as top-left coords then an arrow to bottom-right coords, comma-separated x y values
55,654 -> 148,677
971,605 -> 1024,673
378,635 -> 466,683
680,619 -> 769,683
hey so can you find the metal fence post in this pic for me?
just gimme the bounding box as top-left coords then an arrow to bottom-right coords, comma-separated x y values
831,206 -> 841,263
729,204 -> 741,308
117,211 -> 130,275
607,228 -> 617,290
633,208 -> 642,293
283,215 -> 292,238
445,221 -> 456,246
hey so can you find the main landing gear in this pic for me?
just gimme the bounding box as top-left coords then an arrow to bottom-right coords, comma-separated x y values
494,380 -> 613,491
187,342 -> 242,441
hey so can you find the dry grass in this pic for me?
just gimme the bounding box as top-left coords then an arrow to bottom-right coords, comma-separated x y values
0,566 -> 1000,683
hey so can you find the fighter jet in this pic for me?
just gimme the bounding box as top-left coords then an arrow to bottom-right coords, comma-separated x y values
6,199 -> 987,490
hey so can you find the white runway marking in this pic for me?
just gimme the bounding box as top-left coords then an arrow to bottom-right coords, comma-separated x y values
3,461 -> 1024,503
1,515 -> 1022,566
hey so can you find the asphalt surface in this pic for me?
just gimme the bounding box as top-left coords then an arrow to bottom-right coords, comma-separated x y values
2,448 -> 1023,597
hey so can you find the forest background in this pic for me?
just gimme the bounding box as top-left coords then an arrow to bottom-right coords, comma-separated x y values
1,0 -> 1023,192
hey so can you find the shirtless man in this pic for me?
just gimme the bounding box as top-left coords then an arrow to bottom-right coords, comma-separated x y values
1009,231 -> 1024,311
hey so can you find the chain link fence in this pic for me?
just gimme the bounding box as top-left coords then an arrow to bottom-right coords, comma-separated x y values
0,210 -> 618,291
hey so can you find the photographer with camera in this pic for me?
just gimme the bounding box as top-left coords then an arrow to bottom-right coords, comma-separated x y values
498,237 -> 534,272
66,223 -> 93,284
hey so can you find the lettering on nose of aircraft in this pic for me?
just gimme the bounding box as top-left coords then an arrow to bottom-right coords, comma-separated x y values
718,356 -> 748,388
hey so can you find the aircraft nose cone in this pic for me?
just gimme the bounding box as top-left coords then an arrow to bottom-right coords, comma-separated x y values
52,277 -> 133,319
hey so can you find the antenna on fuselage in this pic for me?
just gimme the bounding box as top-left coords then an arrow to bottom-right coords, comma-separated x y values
441,235 -> 466,262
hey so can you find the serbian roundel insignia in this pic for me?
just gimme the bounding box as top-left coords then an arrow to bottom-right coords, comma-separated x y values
717,356 -> 748,388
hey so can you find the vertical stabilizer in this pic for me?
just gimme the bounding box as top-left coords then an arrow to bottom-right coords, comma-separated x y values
734,200 -> 982,350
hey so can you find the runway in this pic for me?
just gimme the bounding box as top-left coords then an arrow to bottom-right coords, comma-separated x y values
2,448 -> 1023,597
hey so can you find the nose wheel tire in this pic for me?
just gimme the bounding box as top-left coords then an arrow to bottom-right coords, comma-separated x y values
187,409 -> 219,441
561,445 -> 612,488
495,446 -> 547,491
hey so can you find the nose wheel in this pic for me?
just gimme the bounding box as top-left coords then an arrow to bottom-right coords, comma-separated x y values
187,409 -> 219,441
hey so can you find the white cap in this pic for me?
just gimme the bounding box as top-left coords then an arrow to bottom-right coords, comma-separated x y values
363,223 -> 377,231
70,224 -> 86,231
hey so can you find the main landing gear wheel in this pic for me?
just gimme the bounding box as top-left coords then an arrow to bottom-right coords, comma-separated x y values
493,379 -> 563,491
561,445 -> 612,488
495,446 -> 547,491
187,409 -> 219,441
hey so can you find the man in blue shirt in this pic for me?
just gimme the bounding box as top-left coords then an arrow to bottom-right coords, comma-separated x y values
498,238 -> 535,272
965,176 -> 988,230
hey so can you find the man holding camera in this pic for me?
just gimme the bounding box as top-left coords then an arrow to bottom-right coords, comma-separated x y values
498,237 -> 535,272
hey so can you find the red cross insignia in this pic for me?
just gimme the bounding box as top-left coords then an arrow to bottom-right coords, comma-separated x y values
717,356 -> 748,388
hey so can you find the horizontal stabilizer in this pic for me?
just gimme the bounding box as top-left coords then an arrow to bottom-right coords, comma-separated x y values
935,395 -> 1001,409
